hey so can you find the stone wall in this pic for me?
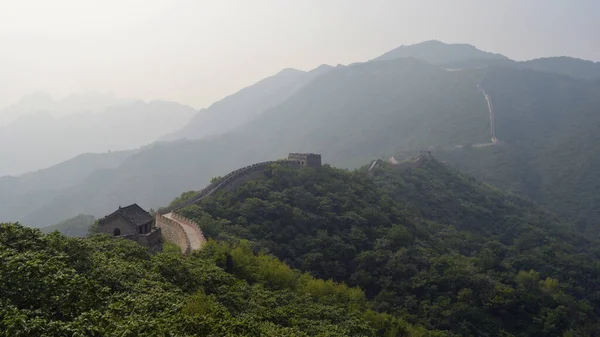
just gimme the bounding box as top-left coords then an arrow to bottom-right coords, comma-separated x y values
159,156 -> 319,215
170,212 -> 206,247
155,213 -> 190,254
159,160 -> 284,214
137,228 -> 163,253
288,153 -> 322,168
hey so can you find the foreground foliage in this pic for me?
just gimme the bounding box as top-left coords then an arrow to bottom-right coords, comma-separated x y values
0,223 -> 437,336
179,159 -> 600,336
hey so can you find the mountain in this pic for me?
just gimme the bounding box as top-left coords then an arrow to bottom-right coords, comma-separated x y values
161,64 -> 333,141
441,56 -> 600,81
5,41 -> 600,232
0,100 -> 195,176
171,156 -> 600,336
0,150 -> 135,225
434,66 -> 600,233
520,56 -> 600,80
376,41 -> 600,81
40,213 -> 95,237
10,58 -> 495,227
0,91 -> 131,126
373,40 -> 509,64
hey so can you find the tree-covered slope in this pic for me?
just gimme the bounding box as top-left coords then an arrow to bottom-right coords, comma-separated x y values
1,223 -> 440,336
435,67 -> 600,232
175,158 -> 600,336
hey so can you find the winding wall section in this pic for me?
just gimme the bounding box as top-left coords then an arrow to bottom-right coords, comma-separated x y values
159,160 -> 298,214
475,84 -> 499,147
155,213 -> 192,254
156,159 -> 299,253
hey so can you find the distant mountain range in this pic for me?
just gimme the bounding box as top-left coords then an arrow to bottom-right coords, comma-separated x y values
0,96 -> 196,176
0,92 -> 131,126
161,65 -> 334,142
2,40 -> 600,231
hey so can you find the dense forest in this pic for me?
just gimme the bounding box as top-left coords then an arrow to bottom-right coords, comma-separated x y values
436,67 -> 600,234
5,156 -> 600,336
173,158 -> 600,336
0,222 -> 445,336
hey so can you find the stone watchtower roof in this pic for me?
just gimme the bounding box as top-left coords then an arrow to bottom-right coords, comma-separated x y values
99,203 -> 153,227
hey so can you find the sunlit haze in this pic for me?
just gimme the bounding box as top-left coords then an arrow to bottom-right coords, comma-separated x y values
1,0 -> 598,113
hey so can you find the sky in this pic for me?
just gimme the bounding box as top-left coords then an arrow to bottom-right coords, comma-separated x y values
1,0 -> 598,113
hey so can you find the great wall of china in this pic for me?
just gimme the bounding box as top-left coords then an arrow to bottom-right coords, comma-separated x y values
155,153 -> 321,254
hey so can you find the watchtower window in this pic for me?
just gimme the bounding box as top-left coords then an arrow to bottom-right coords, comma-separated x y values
113,228 -> 121,236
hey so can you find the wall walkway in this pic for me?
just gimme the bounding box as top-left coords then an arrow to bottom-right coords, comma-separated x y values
156,159 -> 299,253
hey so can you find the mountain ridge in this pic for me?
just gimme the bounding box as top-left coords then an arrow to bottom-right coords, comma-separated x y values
373,40 -> 509,64
5,40 -> 600,232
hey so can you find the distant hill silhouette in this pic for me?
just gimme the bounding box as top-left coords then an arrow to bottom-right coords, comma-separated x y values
373,40 -> 508,64
0,99 -> 195,176
161,65 -> 333,141
520,56 -> 600,80
40,214 -> 95,237
0,150 -> 134,225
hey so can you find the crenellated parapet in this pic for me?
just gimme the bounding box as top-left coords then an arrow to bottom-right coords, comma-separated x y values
169,212 -> 206,248
155,153 -> 321,253
159,155 -> 319,214
155,213 -> 191,254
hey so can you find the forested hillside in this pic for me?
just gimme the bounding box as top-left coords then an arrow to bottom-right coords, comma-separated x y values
174,158 -> 600,336
436,67 -> 600,233
0,223 -> 441,336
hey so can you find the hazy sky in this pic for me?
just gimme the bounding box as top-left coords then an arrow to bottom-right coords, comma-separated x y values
1,0 -> 598,112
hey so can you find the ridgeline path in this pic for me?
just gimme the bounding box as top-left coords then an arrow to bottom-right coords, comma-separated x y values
474,85 -> 499,147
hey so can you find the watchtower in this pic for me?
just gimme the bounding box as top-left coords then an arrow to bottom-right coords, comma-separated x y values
419,149 -> 433,156
288,153 -> 322,168
97,204 -> 162,252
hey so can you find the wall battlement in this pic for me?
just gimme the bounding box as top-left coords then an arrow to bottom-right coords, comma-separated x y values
155,213 -> 191,254
159,153 -> 321,214
155,153 -> 321,254
287,153 -> 322,168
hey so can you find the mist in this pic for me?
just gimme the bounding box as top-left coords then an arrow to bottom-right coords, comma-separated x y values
1,0 -> 599,112
0,0 -> 599,175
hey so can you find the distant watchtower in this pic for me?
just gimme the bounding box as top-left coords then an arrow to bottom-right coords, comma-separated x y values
288,153 -> 322,168
419,149 -> 433,156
